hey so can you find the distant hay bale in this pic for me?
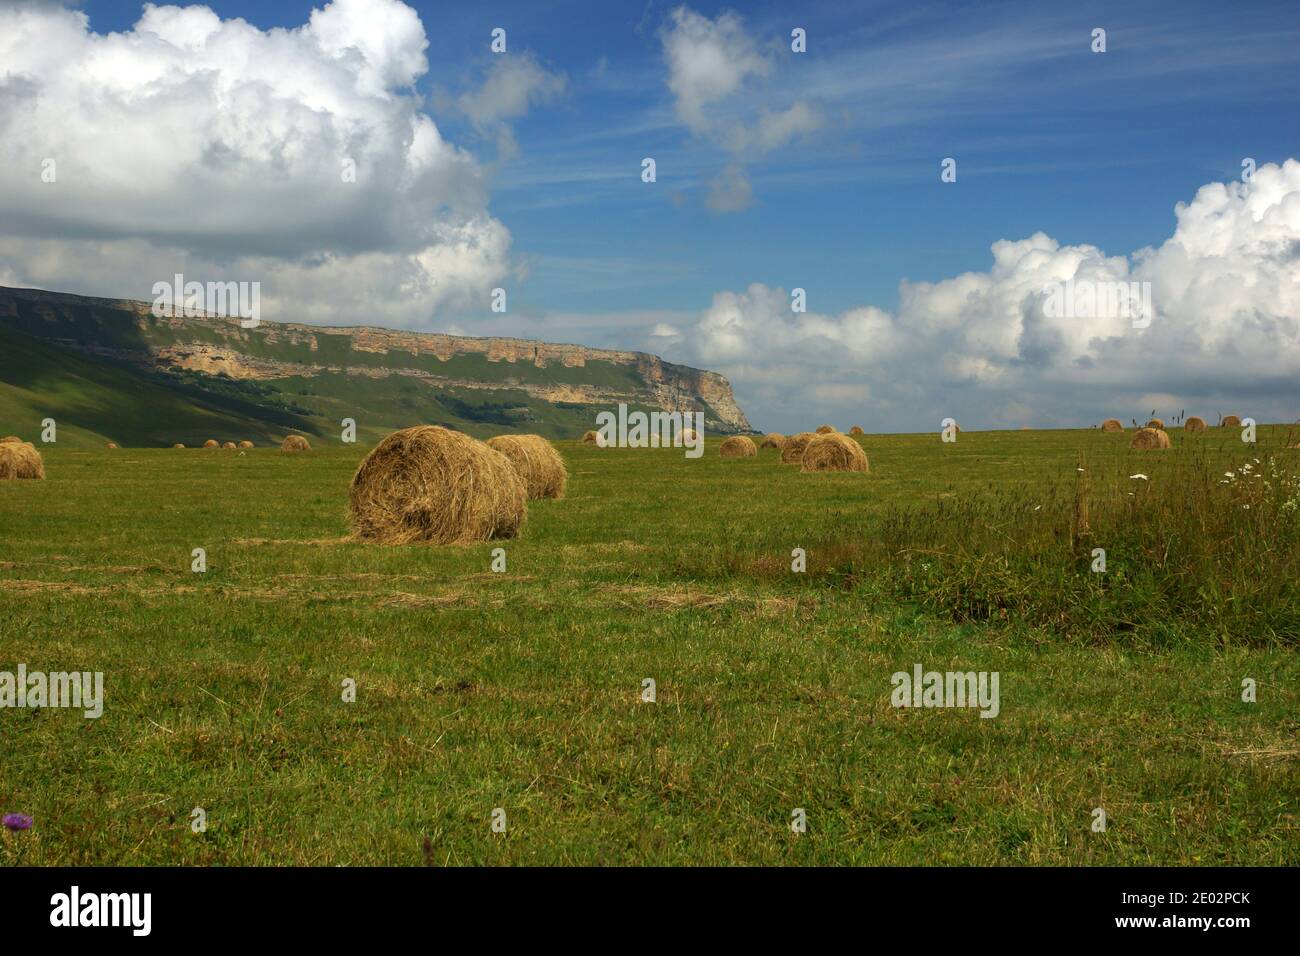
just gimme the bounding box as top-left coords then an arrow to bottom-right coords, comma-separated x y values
348,425 -> 526,545
815,424 -> 836,434
281,435 -> 311,453
780,432 -> 817,464
172,443 -> 186,449
681,428 -> 699,442
106,442 -> 118,449
238,440 -> 254,449
203,439 -> 219,448
581,430 -> 600,445
801,432 -> 869,473
848,425 -> 865,436
1221,415 -> 1242,427
1130,427 -> 1171,451
486,434 -> 567,500
0,441 -> 44,480
759,432 -> 786,449
1145,418 -> 1164,429
1101,419 -> 1124,433
0,436 -> 20,444
221,441 -> 237,449
719,435 -> 757,458
1184,416 -> 1207,433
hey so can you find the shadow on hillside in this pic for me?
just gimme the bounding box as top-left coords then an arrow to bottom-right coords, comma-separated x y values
0,289 -> 319,445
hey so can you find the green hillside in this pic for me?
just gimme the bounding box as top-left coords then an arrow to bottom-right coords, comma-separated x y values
0,323 -> 318,448
0,304 -> 682,446
0,321 -> 636,447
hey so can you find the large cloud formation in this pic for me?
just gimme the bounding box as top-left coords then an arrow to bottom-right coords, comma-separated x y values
674,160 -> 1300,432
0,0 -> 511,325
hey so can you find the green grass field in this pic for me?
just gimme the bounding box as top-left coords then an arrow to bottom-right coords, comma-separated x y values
1,428 -> 1296,865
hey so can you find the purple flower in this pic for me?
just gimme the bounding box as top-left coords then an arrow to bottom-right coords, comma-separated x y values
2,813 -> 32,831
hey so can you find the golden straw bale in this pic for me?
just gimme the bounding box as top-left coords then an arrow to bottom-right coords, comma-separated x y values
800,432 -> 870,473
486,434 -> 568,499
719,435 -> 757,458
0,441 -> 44,479
348,425 -> 527,545
1130,427 -> 1172,451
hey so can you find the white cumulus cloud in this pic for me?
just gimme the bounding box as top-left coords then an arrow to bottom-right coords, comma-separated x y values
682,161 -> 1300,432
0,0 -> 512,325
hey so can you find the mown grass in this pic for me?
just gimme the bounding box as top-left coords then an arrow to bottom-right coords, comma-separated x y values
0,427 -> 1296,865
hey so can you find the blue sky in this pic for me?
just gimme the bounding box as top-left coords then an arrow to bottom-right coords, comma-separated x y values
4,0 -> 1299,431
76,0 -> 1299,316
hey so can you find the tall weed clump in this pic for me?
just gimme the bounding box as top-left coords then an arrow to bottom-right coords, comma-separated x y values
878,438 -> 1300,645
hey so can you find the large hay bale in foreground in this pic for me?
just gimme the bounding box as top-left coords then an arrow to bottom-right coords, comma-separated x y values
801,432 -> 869,473
281,435 -> 311,453
1184,416 -> 1207,433
238,440 -> 254,449
0,441 -> 44,480
815,424 -> 836,434
349,425 -> 526,545
1221,415 -> 1242,427
1101,419 -> 1124,433
719,435 -> 757,458
203,439 -> 219,448
1145,418 -> 1165,429
759,433 -> 786,449
848,425 -> 865,436
780,432 -> 817,464
486,434 -> 567,500
0,436 -> 21,444
1130,427 -> 1171,451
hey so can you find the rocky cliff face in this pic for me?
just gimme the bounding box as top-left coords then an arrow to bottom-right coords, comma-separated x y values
0,285 -> 752,432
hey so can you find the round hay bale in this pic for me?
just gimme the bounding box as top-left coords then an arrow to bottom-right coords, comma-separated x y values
1221,415 -> 1242,427
238,440 -> 254,449
581,430 -> 600,445
0,436 -> 21,444
106,442 -> 118,449
848,425 -> 865,436
1101,419 -> 1124,433
1184,416 -> 1207,433
202,439 -> 219,448
1145,418 -> 1164,429
172,443 -> 186,449
759,432 -> 786,449
719,435 -> 757,458
680,428 -> 699,443
801,433 -> 869,473
221,441 -> 237,450
348,425 -> 527,545
815,424 -> 836,434
0,441 -> 44,480
486,434 -> 567,500
780,432 -> 817,464
281,435 -> 311,453
1130,427 -> 1171,451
